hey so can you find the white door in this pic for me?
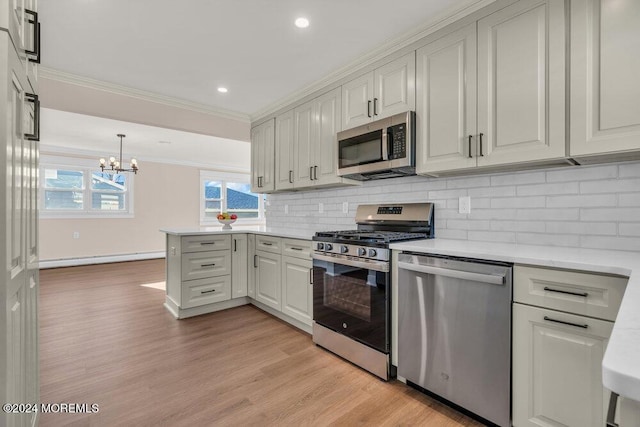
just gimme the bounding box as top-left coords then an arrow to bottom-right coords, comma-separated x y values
570,0 -> 640,157
231,234 -> 248,298
374,52 -> 416,120
250,125 -> 261,193
416,23 -> 477,175
477,0 -> 566,167
275,109 -> 295,190
342,72 -> 374,130
281,256 -> 312,325
247,234 -> 256,299
512,303 -> 613,427
250,119 -> 275,193
0,0 -> 26,52
293,100 -> 315,187
255,251 -> 281,311
313,87 -> 342,186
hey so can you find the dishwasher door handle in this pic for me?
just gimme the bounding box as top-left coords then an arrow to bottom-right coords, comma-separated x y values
397,261 -> 505,285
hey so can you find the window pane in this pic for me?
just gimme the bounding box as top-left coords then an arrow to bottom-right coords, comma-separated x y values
226,182 -> 259,218
45,169 -> 83,189
92,172 -> 126,191
92,192 -> 126,210
204,200 -> 221,219
44,190 -> 83,209
204,181 -> 222,200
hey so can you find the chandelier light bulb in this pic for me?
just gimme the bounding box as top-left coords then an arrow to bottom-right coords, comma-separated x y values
99,158 -> 106,166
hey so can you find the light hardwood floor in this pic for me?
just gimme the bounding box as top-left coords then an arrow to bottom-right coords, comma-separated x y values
39,259 -> 483,426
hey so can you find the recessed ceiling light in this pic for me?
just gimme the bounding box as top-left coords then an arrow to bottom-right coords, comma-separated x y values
217,87 -> 228,93
158,140 -> 172,144
295,17 -> 309,28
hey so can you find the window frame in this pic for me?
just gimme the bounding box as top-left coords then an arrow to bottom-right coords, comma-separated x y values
200,170 -> 264,225
40,156 -> 135,219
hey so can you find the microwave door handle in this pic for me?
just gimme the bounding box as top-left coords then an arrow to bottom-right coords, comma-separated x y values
382,129 -> 389,161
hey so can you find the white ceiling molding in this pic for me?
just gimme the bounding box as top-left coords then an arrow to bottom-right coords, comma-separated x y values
249,0 -> 494,123
40,67 -> 250,123
40,144 -> 251,175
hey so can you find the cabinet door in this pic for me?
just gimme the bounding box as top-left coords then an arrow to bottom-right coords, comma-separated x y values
313,87 -> 342,186
281,256 -> 312,325
275,109 -> 295,190
512,303 -> 613,427
416,23 -> 477,174
250,119 -> 275,193
255,251 -> 281,311
374,52 -> 416,120
342,72 -> 374,130
570,0 -> 640,157
477,0 -> 566,167
0,0 -> 26,51
293,100 -> 315,187
231,234 -> 248,298
247,234 -> 256,299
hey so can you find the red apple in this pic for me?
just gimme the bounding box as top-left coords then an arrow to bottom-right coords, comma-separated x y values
230,214 -> 237,220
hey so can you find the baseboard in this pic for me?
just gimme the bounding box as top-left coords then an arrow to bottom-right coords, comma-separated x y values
40,251 -> 165,269
250,300 -> 312,335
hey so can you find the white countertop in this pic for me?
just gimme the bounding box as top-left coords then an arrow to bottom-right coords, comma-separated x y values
160,226 -> 315,241
389,239 -> 640,401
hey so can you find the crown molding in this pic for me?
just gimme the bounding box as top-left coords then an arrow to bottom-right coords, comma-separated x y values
40,144 -> 250,174
249,0 -> 495,123
40,67 -> 251,123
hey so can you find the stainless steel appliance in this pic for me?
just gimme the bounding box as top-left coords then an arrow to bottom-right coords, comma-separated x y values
336,111 -> 415,180
397,253 -> 512,427
312,203 -> 434,380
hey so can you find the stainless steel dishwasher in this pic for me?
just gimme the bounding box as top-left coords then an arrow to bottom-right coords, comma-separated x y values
397,252 -> 512,427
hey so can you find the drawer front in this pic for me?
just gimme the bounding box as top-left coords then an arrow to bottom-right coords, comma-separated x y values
181,276 -> 231,308
181,234 -> 231,253
255,235 -> 282,254
282,238 -> 312,260
181,251 -> 231,281
514,265 -> 627,321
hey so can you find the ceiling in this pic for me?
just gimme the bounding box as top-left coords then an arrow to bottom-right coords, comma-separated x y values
40,0 -> 477,117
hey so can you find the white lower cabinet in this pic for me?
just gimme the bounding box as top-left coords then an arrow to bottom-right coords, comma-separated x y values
231,234 -> 248,298
281,256 -> 312,325
512,265 -> 627,427
254,250 -> 282,310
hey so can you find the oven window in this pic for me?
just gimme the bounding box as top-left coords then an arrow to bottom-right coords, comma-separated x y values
339,129 -> 382,168
324,269 -> 371,322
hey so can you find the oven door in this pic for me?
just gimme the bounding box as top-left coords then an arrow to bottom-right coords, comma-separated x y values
312,257 -> 389,353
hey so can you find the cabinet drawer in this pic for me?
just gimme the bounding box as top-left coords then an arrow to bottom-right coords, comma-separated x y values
282,238 -> 312,260
255,235 -> 281,254
181,234 -> 231,253
181,276 -> 231,308
181,251 -> 231,281
514,265 -> 627,321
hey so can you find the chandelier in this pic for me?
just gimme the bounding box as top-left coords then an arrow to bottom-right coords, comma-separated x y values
99,134 -> 139,174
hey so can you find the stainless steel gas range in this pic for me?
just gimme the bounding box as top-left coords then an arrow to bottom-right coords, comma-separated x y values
311,203 -> 434,380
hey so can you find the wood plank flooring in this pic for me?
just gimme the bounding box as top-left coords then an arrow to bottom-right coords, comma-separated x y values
39,259 -> 483,426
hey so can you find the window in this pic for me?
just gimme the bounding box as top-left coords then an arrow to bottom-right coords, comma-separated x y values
41,156 -> 133,218
200,171 -> 264,224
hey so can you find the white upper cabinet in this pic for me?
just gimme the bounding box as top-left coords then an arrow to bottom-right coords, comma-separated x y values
342,52 -> 415,130
275,109 -> 295,191
417,0 -> 566,175
0,0 -> 26,51
293,100 -> 315,187
416,23 -> 478,174
313,88 -> 343,186
570,0 -> 640,158
250,118 -> 275,193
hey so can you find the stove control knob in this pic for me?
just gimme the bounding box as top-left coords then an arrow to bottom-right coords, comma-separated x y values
358,248 -> 367,256
368,249 -> 377,257
317,243 -> 324,251
325,243 -> 333,251
340,245 -> 349,254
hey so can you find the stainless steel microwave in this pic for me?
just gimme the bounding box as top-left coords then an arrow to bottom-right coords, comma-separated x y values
336,111 -> 415,180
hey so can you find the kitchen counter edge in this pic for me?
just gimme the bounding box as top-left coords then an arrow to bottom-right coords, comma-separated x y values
159,227 -> 315,241
389,238 -> 640,402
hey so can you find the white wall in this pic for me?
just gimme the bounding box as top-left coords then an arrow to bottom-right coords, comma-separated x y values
266,161 -> 640,252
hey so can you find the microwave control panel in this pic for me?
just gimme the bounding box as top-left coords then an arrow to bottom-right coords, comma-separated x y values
388,123 -> 406,160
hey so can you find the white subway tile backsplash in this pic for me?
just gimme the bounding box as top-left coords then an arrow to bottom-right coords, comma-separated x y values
266,161 -> 640,251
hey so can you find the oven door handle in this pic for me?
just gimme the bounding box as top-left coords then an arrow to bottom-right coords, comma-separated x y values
313,253 -> 389,273
381,129 -> 389,161
397,262 -> 505,285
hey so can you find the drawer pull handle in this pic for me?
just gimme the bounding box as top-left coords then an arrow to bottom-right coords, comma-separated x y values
262,242 -> 273,246
543,287 -> 588,297
607,392 -> 619,427
290,247 -> 303,251
201,289 -> 216,294
200,242 -> 216,246
201,263 -> 216,267
543,316 -> 588,329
